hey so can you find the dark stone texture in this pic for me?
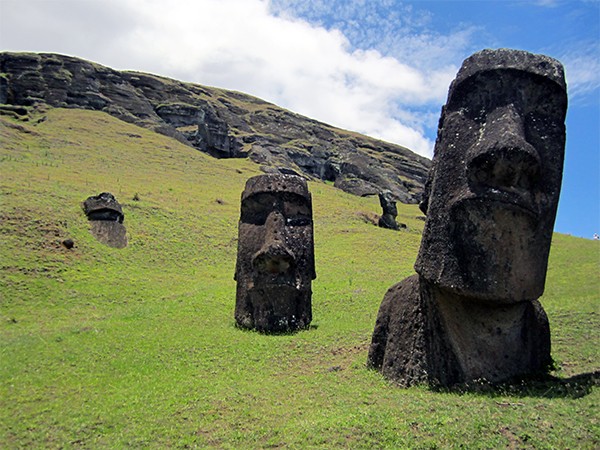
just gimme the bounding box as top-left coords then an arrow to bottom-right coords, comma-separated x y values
234,174 -> 315,332
334,175 -> 379,197
368,275 -> 551,387
62,238 -> 74,249
368,275 -> 468,387
0,51 -> 431,203
368,49 -> 567,387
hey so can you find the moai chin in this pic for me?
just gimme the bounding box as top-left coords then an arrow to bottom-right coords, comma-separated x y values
234,174 -> 316,332
368,49 -> 567,387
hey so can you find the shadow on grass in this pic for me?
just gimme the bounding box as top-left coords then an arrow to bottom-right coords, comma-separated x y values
445,370 -> 600,399
232,322 -> 319,336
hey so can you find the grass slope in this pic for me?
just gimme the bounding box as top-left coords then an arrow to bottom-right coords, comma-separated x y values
1,108 -> 598,449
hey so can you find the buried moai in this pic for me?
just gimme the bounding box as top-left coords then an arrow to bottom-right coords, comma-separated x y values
83,192 -> 128,248
234,174 -> 316,332
378,190 -> 404,230
367,49 -> 568,387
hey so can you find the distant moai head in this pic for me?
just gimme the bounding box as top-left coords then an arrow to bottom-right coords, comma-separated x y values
378,190 -> 400,230
235,174 -> 315,332
82,192 -> 127,248
379,190 -> 398,217
416,49 -> 568,302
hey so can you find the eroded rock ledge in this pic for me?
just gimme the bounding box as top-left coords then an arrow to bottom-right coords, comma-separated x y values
0,52 -> 431,203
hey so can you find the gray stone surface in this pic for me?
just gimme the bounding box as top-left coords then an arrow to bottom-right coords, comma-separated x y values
378,190 -> 401,230
83,192 -> 124,223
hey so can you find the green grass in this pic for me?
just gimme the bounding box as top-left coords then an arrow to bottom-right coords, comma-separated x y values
1,108 -> 598,448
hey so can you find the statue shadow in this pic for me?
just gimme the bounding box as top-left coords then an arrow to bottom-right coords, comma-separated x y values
442,370 -> 600,399
233,323 -> 319,336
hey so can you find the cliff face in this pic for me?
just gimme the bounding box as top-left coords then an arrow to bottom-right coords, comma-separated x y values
0,52 -> 431,203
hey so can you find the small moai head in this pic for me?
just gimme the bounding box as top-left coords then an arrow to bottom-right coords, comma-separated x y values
378,190 -> 400,230
379,190 -> 398,217
234,174 -> 316,332
415,49 -> 568,302
82,192 -> 127,248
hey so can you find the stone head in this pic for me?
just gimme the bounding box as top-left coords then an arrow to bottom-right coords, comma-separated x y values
379,190 -> 398,217
415,49 -> 567,302
234,174 -> 315,331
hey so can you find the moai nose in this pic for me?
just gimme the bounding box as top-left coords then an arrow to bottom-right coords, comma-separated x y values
252,211 -> 295,275
467,105 -> 541,194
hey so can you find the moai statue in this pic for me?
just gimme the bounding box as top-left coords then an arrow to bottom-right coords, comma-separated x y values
235,174 -> 316,332
82,192 -> 127,248
368,49 -> 568,387
378,190 -> 400,230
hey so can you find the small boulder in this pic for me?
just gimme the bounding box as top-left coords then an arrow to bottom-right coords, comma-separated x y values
62,238 -> 74,249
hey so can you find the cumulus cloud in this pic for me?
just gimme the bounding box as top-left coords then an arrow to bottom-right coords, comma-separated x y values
0,0 -> 134,65
119,0 -> 454,155
0,0 -> 472,157
560,42 -> 600,101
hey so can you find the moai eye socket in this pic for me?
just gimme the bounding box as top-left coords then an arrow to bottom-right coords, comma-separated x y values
240,193 -> 278,225
283,194 -> 312,227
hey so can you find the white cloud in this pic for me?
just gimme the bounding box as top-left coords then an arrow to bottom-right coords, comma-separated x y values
561,43 -> 600,100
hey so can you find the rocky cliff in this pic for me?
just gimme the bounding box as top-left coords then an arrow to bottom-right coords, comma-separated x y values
0,52 -> 431,203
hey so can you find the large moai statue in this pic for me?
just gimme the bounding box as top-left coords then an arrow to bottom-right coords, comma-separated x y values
367,49 -> 568,387
235,174 -> 316,332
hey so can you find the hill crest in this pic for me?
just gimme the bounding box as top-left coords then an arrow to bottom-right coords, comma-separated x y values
0,51 -> 430,203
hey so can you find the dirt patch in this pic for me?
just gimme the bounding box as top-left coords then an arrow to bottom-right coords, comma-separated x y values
0,210 -> 69,251
498,426 -> 526,449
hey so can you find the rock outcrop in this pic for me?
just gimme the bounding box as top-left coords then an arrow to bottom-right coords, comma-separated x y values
0,52 -> 431,203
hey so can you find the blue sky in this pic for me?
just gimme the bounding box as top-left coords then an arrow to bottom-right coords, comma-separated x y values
1,0 -> 598,238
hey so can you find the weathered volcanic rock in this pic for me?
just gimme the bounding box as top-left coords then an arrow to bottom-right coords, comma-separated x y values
368,48 -> 568,387
378,190 -> 402,230
0,52 -> 431,203
235,174 -> 315,333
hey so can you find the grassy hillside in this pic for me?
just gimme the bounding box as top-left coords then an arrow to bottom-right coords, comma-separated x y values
1,108 -> 598,448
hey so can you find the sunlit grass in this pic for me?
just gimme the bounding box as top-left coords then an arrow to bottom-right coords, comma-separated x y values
1,108 -> 598,448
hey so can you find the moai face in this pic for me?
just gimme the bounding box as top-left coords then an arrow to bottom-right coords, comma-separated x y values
235,174 -> 316,332
415,49 -> 567,302
379,191 -> 398,217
